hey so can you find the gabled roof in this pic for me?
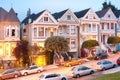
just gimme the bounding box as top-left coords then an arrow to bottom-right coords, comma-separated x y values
96,8 -> 110,18
6,8 -> 20,22
52,9 -> 69,20
22,10 -> 45,24
114,10 -> 120,18
74,8 -> 90,18
0,7 -> 8,22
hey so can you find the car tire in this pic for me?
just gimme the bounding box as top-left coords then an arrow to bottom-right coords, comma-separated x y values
14,74 -> 18,78
24,72 -> 28,76
113,64 -> 116,68
76,74 -> 80,78
61,77 -> 66,80
102,67 -> 106,71
90,71 -> 94,74
37,70 -> 41,73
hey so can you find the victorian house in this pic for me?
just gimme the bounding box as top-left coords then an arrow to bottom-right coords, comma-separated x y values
52,9 -> 79,55
74,8 -> 100,45
114,10 -> 120,37
0,7 -> 20,61
96,8 -> 117,44
22,9 -> 58,47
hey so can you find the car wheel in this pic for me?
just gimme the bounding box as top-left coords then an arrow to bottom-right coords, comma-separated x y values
102,67 -> 106,71
61,77 -> 66,80
90,71 -> 94,74
68,64 -> 72,67
14,74 -> 18,78
113,64 -> 116,68
76,74 -> 80,78
24,72 -> 28,76
37,70 -> 41,73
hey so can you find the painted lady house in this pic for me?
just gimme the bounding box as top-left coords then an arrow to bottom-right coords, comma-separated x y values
0,7 -> 20,68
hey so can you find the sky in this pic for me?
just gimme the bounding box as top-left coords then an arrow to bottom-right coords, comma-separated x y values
0,0 -> 120,21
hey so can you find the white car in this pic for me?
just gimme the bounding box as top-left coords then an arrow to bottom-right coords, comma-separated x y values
68,66 -> 95,78
20,65 -> 44,76
39,73 -> 68,80
95,60 -> 116,71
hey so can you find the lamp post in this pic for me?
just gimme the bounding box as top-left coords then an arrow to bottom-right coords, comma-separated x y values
77,25 -> 81,58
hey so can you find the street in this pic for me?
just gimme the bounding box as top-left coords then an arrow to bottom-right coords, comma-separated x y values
9,53 -> 120,80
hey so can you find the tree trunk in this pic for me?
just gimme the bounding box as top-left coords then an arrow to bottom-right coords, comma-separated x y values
57,52 -> 63,65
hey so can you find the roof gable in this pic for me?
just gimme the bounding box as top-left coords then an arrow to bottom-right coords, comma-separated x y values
74,8 -> 90,18
96,8 -> 109,18
0,7 -> 8,22
52,9 -> 68,20
6,8 -> 20,22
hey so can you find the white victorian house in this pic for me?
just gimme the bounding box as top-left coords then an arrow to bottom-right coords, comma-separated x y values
52,9 -> 79,55
74,8 -> 100,45
96,8 -> 117,44
22,9 -> 58,47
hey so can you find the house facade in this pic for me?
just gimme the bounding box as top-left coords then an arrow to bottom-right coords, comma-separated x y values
0,7 -> 20,61
96,8 -> 117,44
52,9 -> 79,54
22,10 -> 58,47
75,8 -> 100,45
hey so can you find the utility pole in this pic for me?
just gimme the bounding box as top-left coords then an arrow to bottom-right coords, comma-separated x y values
77,25 -> 81,58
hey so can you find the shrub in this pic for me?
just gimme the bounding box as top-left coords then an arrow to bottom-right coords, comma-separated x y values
113,50 -> 118,54
87,55 -> 94,60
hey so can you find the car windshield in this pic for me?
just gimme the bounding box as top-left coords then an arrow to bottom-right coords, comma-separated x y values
39,75 -> 44,78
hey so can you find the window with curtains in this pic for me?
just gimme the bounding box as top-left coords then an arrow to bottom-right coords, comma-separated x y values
71,25 -> 76,34
34,27 -> 37,37
38,27 -> 44,36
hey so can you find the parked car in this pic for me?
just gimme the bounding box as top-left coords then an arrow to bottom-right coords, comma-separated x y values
20,65 -> 44,76
68,66 -> 95,78
95,60 -> 116,71
39,73 -> 68,80
94,52 -> 108,60
64,59 -> 84,67
0,69 -> 21,80
116,57 -> 120,65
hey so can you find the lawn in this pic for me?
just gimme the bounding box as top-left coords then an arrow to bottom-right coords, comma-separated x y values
94,71 -> 120,80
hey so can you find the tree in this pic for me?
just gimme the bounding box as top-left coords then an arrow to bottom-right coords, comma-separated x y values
107,36 -> 120,51
102,1 -> 118,11
44,36 -> 69,65
13,40 -> 30,67
82,40 -> 99,56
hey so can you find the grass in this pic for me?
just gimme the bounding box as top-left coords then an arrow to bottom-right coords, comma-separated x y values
94,72 -> 120,80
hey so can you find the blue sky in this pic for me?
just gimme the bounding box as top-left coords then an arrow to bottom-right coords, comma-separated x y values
0,0 -> 119,21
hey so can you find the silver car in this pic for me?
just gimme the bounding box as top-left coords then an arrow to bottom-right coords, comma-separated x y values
96,60 -> 116,71
39,73 -> 68,80
20,65 -> 44,76
68,66 -> 95,78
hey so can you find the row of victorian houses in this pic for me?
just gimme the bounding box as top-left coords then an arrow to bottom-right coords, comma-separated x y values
0,7 -> 120,61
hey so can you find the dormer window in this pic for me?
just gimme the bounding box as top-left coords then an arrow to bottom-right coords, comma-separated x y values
44,17 -> 48,22
11,29 -> 15,36
67,15 -> 71,20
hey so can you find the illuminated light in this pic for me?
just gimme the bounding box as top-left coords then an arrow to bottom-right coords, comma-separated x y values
88,36 -> 93,40
35,55 -> 46,66
38,42 -> 44,47
0,44 -> 3,56
50,28 -> 54,32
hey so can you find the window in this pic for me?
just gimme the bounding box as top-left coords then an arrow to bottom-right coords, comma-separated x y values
34,27 -> 37,37
71,39 -> 76,48
6,28 -> 9,36
111,23 -> 114,29
11,29 -> 15,36
82,27 -> 85,32
71,25 -> 76,34
88,24 -> 91,31
67,15 -> 71,20
102,23 -> 104,30
107,23 -> 109,29
44,17 -> 48,22
38,27 -> 44,36
108,14 -> 111,18
92,24 -> 96,31
66,26 -> 70,34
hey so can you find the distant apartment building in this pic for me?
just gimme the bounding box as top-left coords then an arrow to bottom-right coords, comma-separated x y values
0,7 -> 20,61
